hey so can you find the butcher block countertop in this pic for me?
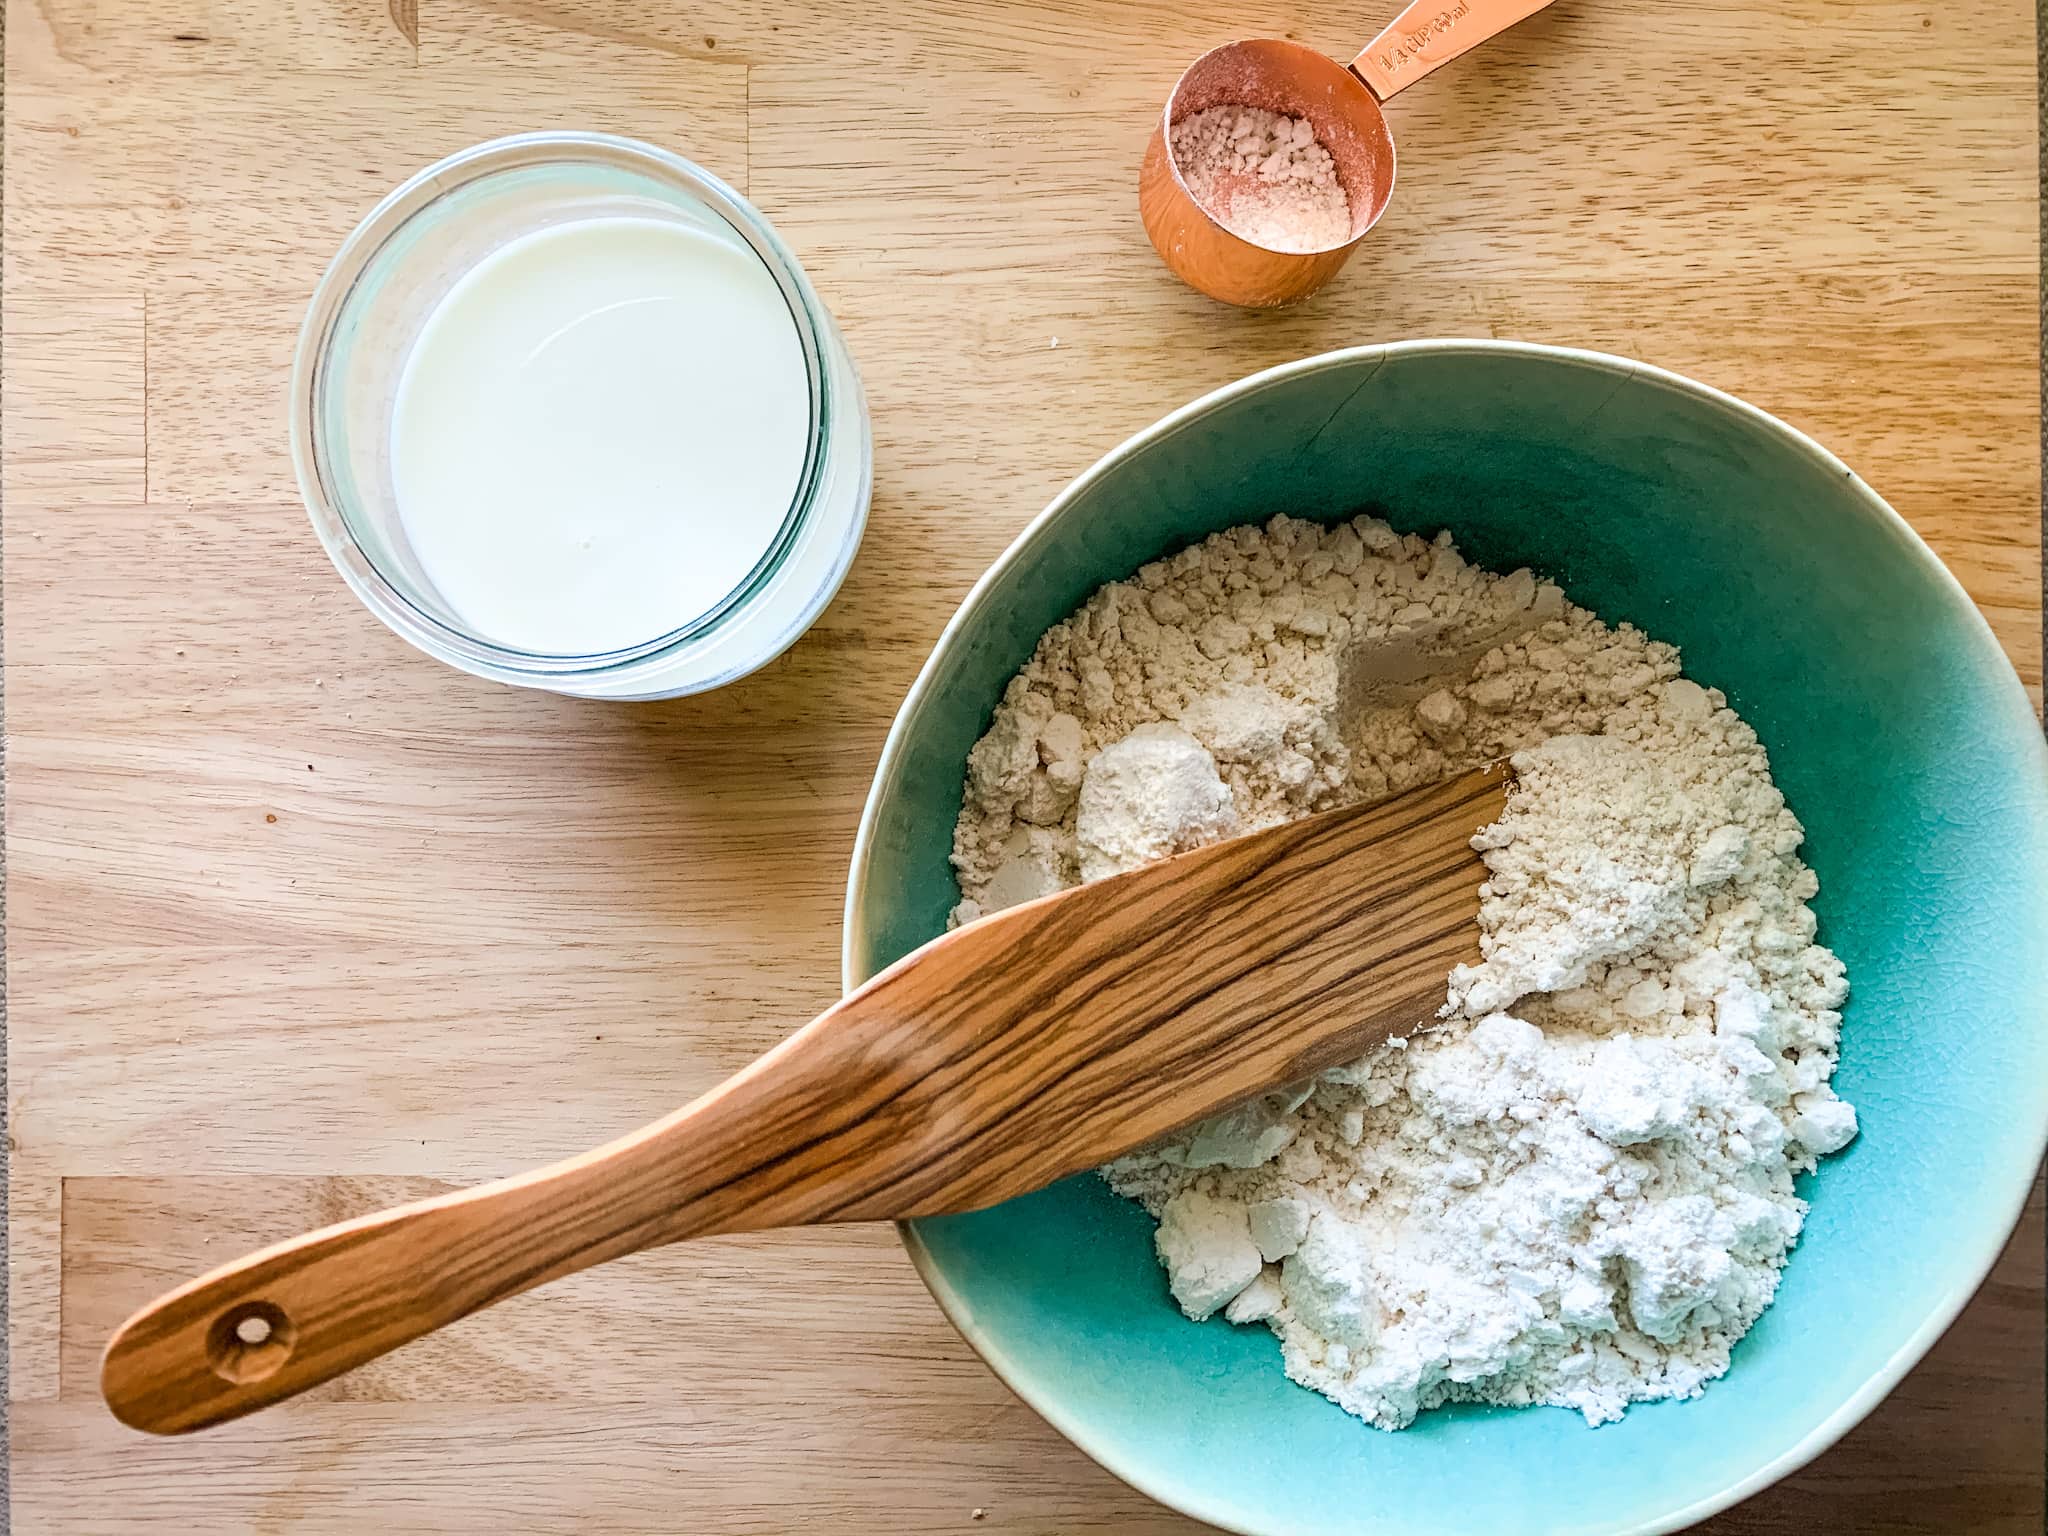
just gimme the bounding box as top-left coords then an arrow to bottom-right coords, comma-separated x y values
4,0 -> 2042,1528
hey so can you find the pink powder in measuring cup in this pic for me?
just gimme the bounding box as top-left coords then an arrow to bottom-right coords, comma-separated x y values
1169,106 -> 1353,253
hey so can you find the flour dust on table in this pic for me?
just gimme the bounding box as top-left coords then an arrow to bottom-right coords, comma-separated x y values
949,514 -> 1857,1430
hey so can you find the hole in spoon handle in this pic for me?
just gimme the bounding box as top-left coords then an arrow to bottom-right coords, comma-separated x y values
205,1300 -> 297,1383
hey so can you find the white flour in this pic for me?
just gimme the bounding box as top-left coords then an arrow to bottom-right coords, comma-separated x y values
950,514 -> 1856,1429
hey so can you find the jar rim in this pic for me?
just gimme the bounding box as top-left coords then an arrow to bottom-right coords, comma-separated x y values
291,131 -> 836,680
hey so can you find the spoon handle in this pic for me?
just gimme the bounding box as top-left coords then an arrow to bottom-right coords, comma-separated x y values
1350,0 -> 1557,101
103,764 -> 1510,1436
98,1027 -> 895,1435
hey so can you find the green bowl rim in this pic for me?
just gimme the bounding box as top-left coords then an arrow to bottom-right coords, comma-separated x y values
840,337 -> 2048,1536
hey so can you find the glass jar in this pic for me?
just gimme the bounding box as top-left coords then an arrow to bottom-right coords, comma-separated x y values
291,132 -> 871,700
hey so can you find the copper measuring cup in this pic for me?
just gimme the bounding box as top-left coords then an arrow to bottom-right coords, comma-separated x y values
1140,0 -> 1557,307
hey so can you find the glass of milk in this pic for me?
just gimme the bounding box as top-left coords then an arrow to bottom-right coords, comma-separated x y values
292,133 -> 870,699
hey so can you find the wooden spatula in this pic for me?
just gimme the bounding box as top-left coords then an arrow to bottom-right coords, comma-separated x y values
101,762 -> 1510,1435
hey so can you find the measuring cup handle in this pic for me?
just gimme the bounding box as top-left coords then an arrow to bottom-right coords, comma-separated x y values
1349,0 -> 1557,100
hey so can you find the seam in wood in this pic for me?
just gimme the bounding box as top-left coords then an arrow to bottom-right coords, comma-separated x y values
140,289 -> 151,503
56,1175 -> 69,1400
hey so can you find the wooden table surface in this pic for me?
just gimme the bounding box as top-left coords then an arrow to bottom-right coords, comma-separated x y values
5,0 -> 2042,1528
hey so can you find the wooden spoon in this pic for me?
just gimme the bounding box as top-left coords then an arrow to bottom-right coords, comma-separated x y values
101,762 -> 1510,1435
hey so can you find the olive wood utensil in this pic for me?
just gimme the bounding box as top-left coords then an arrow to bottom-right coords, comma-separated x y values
102,762 -> 1510,1435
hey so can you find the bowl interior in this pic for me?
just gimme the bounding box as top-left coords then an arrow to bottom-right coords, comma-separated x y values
845,344 -> 2048,1536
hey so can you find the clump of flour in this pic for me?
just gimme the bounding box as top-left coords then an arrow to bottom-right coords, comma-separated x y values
1170,107 -> 1353,252
1077,724 -> 1237,883
949,513 -> 1856,1429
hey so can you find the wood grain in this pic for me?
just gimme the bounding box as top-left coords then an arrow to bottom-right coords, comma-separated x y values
17,1174 -> 2046,1534
8,1173 -> 64,1403
0,295 -> 143,502
100,769 -> 1505,1435
2,58 -> 749,292
4,0 -> 2040,1523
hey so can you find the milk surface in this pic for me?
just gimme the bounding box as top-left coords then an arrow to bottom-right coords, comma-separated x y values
391,215 -> 810,656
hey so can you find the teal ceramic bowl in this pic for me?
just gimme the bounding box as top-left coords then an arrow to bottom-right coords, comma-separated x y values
842,342 -> 2048,1535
